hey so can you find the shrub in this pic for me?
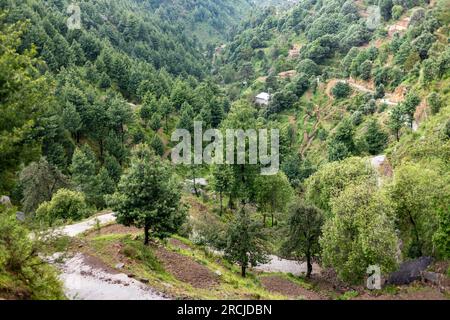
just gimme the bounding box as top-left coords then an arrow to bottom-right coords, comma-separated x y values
320,183 -> 398,284
0,206 -> 64,299
36,189 -> 91,225
392,5 -> 403,20
332,82 -> 352,99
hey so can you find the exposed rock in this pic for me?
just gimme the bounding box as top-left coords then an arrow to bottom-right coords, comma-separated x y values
16,211 -> 26,221
138,278 -> 149,284
0,195 -> 12,207
421,271 -> 441,286
387,257 -> 433,285
115,263 -> 125,270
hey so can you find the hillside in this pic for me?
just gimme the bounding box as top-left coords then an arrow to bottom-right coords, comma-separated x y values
0,0 -> 449,302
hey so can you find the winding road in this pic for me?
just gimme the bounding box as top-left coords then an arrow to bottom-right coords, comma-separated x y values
52,213 -> 168,300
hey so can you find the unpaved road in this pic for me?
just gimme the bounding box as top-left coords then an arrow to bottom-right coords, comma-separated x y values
57,213 -> 116,237
56,253 -> 167,300
52,213 -> 167,300
254,255 -> 322,276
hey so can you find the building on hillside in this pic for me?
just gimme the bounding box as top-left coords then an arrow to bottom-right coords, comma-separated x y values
255,92 -> 270,106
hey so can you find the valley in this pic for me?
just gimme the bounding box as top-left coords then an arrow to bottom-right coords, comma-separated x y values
0,0 -> 449,302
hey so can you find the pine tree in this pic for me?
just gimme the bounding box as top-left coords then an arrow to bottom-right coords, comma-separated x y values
389,105 -> 404,141
107,145 -> 186,244
178,102 -> 195,133
364,119 -> 388,155
151,135 -> 165,157
70,146 -> 99,206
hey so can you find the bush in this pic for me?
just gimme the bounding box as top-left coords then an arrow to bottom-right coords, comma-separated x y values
36,189 -> 91,225
392,5 -> 403,20
332,82 -> 352,99
121,238 -> 164,272
0,206 -> 64,299
320,183 -> 398,284
427,92 -> 442,115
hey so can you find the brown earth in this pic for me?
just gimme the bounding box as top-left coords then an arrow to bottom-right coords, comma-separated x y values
155,247 -> 220,289
260,276 -> 324,300
79,252 -> 120,275
278,70 -> 297,79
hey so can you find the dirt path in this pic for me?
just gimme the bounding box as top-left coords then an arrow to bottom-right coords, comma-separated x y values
326,78 -> 401,106
54,253 -> 167,300
51,213 -> 167,300
57,213 -> 116,237
254,255 -> 321,276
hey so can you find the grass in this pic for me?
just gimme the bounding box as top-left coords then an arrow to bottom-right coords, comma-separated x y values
121,238 -> 164,272
336,290 -> 359,300
82,231 -> 287,300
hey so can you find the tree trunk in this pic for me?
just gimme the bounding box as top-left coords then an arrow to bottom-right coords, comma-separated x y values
306,252 -> 313,278
241,265 -> 246,278
271,213 -> 274,227
144,225 -> 150,245
263,214 -> 266,227
193,176 -> 199,197
219,192 -> 223,216
228,195 -> 235,210
409,212 -> 422,256
99,138 -> 104,162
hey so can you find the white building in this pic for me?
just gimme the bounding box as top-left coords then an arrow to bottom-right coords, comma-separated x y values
255,92 -> 270,106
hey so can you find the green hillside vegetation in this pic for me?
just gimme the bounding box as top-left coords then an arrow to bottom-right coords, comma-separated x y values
0,0 -> 449,300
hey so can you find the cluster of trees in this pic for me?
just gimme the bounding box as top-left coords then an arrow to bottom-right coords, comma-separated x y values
0,0 -> 448,299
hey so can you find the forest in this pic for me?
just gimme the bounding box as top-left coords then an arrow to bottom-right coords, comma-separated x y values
0,0 -> 449,301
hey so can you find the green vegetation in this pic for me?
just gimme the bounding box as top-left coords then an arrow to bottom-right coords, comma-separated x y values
36,189 -> 91,225
224,209 -> 269,277
0,205 -> 64,299
107,145 -> 187,244
0,0 -> 448,300
282,201 -> 324,278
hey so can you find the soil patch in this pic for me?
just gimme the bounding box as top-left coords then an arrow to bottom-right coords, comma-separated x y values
78,252 -> 120,275
155,247 -> 219,289
86,224 -> 141,238
169,238 -> 191,251
260,276 -> 323,300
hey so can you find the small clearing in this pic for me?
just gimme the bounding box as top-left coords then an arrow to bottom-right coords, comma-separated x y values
254,255 -> 322,276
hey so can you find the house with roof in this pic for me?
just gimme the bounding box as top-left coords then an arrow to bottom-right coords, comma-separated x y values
255,92 -> 270,106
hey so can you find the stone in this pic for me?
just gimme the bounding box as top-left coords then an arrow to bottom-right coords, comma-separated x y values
0,195 -> 12,207
16,211 -> 26,221
115,263 -> 125,270
215,270 -> 222,277
138,278 -> 149,284
421,271 -> 441,285
387,257 -> 433,285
